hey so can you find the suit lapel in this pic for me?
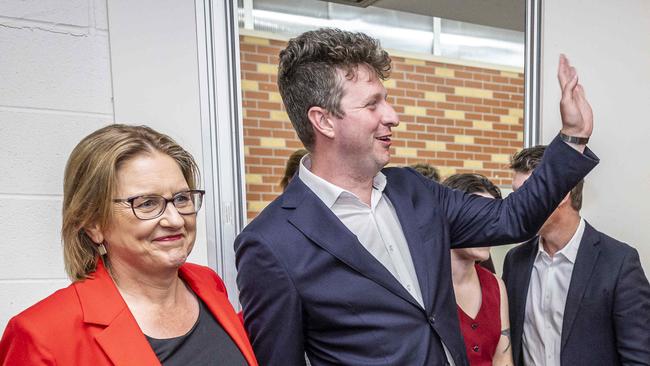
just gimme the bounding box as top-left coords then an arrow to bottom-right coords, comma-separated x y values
561,223 -> 600,349
511,237 -> 538,364
75,260 -> 160,365
180,266 -> 258,366
284,178 -> 422,310
383,175 -> 433,311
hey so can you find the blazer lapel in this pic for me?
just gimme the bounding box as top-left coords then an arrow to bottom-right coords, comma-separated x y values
180,266 -> 258,366
284,178 -> 422,310
383,176 -> 433,312
561,222 -> 600,349
511,237 -> 538,364
75,260 -> 160,365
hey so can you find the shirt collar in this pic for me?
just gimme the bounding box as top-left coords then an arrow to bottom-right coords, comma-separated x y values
298,154 -> 386,208
536,217 -> 585,263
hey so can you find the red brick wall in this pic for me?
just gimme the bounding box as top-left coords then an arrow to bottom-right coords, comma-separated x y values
240,35 -> 524,219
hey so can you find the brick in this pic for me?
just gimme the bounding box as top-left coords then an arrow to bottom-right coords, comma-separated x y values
444,110 -> 465,120
509,108 -> 524,118
455,87 -> 493,99
248,201 -> 270,212
501,70 -> 520,78
405,58 -> 426,65
491,154 -> 511,163
243,36 -> 270,45
241,80 -> 258,91
260,137 -> 286,148
463,160 -> 483,169
257,63 -> 278,75
473,121 -> 492,130
435,67 -> 455,77
426,141 -> 446,151
395,148 -> 418,157
438,166 -> 457,177
500,115 -> 519,124
268,92 -> 283,102
246,174 -> 264,184
454,135 -> 474,144
270,110 -> 290,121
404,106 -> 427,116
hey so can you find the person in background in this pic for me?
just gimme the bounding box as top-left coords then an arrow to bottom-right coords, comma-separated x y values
411,163 -> 441,182
442,174 -> 513,366
0,124 -> 258,366
234,27 -> 598,366
414,165 -> 495,273
503,145 -> 650,366
280,149 -> 309,191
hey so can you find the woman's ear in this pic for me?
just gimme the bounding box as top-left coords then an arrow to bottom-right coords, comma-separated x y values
84,223 -> 104,244
307,106 -> 335,139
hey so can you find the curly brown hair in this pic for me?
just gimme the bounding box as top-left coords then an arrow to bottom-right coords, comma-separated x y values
277,28 -> 392,150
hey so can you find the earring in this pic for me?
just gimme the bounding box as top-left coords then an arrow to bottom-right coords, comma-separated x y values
97,243 -> 107,256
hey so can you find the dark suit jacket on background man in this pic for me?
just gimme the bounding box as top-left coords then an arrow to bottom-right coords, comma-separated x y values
503,222 -> 650,366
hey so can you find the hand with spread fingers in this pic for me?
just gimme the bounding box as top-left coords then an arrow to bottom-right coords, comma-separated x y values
558,54 -> 593,150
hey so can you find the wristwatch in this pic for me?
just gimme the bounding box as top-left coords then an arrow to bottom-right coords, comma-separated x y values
559,132 -> 589,145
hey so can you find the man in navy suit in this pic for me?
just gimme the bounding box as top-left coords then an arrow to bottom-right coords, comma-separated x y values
503,146 -> 650,366
235,28 -> 598,366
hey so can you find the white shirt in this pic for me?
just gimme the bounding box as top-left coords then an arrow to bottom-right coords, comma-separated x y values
523,218 -> 585,366
299,156 -> 456,365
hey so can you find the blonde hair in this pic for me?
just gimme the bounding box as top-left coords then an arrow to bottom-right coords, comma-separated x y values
62,124 -> 200,281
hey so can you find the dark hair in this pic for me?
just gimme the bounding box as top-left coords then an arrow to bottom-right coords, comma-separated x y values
280,149 -> 308,191
510,145 -> 583,211
442,173 -> 502,199
277,28 -> 392,150
411,163 -> 441,182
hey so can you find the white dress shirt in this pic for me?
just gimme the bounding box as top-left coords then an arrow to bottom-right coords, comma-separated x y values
299,156 -> 456,365
523,218 -> 585,366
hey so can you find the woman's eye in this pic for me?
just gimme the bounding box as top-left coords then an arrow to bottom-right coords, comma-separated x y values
174,194 -> 191,205
137,199 -> 157,208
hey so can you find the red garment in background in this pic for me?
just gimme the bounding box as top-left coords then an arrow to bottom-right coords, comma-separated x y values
457,264 -> 501,366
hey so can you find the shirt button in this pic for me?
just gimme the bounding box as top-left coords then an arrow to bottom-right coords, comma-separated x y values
472,345 -> 479,352
471,323 -> 478,330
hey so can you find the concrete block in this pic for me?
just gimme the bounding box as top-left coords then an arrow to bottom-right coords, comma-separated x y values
0,197 -> 67,279
0,27 -> 112,113
0,280 -> 71,332
94,0 -> 108,30
0,0 -> 89,27
0,111 -> 111,195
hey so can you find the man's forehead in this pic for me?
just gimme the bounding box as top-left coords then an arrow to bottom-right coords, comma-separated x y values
336,64 -> 377,82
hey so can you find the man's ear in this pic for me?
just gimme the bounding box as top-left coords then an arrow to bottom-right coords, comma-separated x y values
307,106 -> 335,139
84,223 -> 104,244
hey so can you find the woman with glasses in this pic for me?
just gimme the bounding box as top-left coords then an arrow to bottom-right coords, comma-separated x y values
0,124 -> 258,366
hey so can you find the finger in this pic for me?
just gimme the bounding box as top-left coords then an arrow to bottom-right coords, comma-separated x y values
558,54 -> 571,87
563,73 -> 579,99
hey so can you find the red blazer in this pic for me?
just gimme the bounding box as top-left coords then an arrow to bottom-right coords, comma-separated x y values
0,261 -> 258,365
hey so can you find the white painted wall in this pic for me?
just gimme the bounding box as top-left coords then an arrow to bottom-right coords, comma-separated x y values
106,0 -> 209,266
541,0 -> 650,273
0,0 -> 114,330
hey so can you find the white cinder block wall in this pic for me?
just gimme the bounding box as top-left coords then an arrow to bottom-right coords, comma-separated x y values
0,0 -> 114,331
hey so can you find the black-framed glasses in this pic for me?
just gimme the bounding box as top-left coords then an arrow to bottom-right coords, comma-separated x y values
113,189 -> 205,220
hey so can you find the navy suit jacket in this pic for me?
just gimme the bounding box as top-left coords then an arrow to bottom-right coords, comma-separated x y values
235,136 -> 598,366
503,222 -> 650,366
